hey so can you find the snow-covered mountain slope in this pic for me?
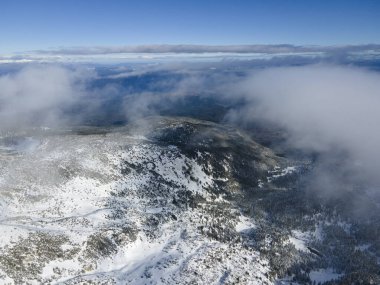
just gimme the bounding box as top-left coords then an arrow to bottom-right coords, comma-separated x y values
1,117 -> 378,284
0,118 -> 288,284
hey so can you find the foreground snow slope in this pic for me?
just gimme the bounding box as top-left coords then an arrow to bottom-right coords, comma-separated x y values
0,118 -> 288,284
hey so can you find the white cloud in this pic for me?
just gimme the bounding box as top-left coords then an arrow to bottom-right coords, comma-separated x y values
228,65 -> 380,190
0,65 -> 89,131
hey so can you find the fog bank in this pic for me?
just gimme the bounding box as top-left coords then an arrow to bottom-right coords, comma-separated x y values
228,65 -> 380,192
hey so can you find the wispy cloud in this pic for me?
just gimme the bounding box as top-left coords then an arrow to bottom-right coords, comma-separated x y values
34,44 -> 380,55
0,65 -> 92,131
227,65 -> 380,197
2,44 -> 380,64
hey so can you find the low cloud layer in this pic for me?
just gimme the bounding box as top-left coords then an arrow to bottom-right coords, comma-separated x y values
2,44 -> 380,65
35,44 -> 380,55
228,65 -> 380,194
0,65 -> 90,131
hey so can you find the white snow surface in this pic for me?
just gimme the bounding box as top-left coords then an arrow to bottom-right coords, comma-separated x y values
267,166 -> 296,183
309,268 -> 343,283
0,131 -> 272,284
288,230 -> 310,252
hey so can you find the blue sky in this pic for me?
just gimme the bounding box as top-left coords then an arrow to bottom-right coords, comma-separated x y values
2,0 -> 380,53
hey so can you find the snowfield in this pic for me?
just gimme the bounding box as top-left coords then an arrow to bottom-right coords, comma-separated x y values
0,129 -> 274,284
